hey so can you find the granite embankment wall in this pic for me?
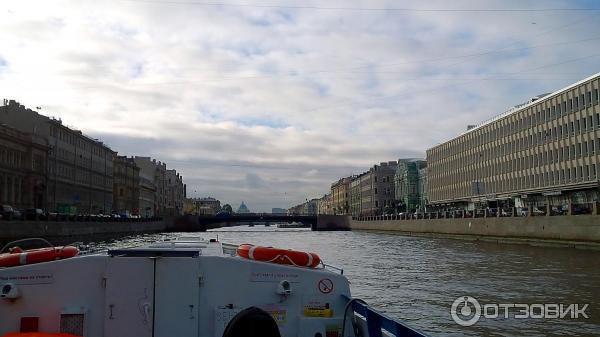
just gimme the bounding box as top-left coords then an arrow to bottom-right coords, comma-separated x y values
351,215 -> 600,248
0,220 -> 171,246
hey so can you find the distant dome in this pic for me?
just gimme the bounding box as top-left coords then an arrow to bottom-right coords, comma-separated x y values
237,201 -> 250,214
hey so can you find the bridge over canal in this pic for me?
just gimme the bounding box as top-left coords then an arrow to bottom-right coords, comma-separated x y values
172,214 -> 350,232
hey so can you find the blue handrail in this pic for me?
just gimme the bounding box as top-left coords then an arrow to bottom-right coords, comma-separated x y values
343,295 -> 429,337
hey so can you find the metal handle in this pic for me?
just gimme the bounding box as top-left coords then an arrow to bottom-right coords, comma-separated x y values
1,238 -> 53,253
189,304 -> 195,319
142,303 -> 151,324
109,304 -> 115,319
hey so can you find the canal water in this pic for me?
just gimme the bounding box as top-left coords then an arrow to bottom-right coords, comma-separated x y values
84,226 -> 600,336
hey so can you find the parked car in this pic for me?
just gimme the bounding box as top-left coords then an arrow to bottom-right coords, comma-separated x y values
572,204 -> 591,215
2,205 -> 17,220
551,206 -> 568,216
532,207 -> 545,216
24,208 -> 45,220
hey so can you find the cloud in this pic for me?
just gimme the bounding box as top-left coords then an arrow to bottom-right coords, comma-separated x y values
245,173 -> 266,189
0,0 -> 599,210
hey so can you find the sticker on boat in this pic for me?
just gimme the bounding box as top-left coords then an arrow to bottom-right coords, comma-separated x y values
0,271 -> 54,285
261,304 -> 288,325
249,267 -> 300,283
318,278 -> 334,294
303,299 -> 333,317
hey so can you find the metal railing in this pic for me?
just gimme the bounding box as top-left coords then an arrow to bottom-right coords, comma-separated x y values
343,295 -> 428,337
352,203 -> 599,221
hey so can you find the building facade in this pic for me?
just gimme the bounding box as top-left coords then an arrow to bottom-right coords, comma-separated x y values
394,159 -> 427,213
418,167 -> 428,211
113,156 -> 140,215
0,100 -> 115,214
0,124 -> 49,209
287,203 -> 304,215
131,157 -> 184,217
359,171 -> 373,215
153,160 -> 167,216
331,176 -> 353,214
317,194 -> 332,215
272,208 -> 287,214
349,175 -> 363,216
184,198 -> 195,215
371,161 -> 397,215
133,157 -> 159,217
165,169 -> 185,216
138,175 -> 156,218
357,162 -> 397,216
185,197 -> 221,215
427,73 -> 600,210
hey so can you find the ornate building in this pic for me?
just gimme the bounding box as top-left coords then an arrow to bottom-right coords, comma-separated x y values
0,100 -> 115,214
185,197 -> 221,215
237,201 -> 250,214
0,124 -> 49,209
394,159 -> 427,213
331,176 -> 353,214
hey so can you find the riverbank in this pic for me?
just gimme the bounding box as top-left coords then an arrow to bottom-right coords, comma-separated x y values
0,219 -> 170,246
350,215 -> 600,250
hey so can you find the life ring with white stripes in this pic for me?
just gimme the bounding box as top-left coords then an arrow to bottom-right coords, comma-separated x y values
237,244 -> 321,268
0,246 -> 79,268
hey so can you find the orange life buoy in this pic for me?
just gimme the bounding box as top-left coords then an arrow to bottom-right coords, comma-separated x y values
237,244 -> 321,268
0,246 -> 79,268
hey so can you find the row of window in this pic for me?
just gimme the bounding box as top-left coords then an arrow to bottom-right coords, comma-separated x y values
432,163 -> 599,199
433,112 -> 600,168
432,133 -> 600,185
49,164 -> 112,187
429,78 -> 600,201
50,125 -> 112,157
374,199 -> 395,208
429,80 -> 600,160
373,175 -> 393,183
0,147 -> 25,169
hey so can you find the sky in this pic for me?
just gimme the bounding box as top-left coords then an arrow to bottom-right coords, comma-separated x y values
1,0 -> 599,211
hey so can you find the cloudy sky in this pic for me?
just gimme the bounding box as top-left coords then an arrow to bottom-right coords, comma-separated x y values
1,0 -> 599,211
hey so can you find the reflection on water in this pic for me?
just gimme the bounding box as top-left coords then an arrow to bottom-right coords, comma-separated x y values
83,225 -> 600,336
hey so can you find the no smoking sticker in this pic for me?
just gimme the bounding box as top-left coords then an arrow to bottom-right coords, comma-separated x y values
318,278 -> 334,294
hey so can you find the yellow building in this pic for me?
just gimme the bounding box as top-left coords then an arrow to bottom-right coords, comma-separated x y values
331,176 -> 353,214
183,198 -> 196,214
